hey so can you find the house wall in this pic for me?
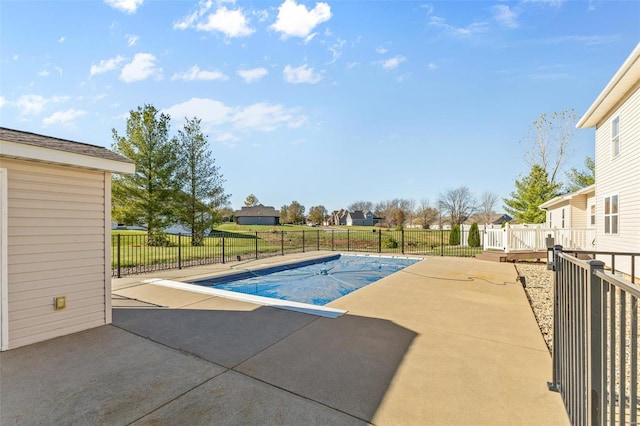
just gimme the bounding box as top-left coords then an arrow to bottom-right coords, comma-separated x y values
1,158 -> 109,349
237,216 -> 278,225
570,195 -> 588,229
546,200 -> 570,228
594,84 -> 640,257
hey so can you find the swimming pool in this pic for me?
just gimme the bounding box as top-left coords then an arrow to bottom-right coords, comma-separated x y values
189,254 -> 420,306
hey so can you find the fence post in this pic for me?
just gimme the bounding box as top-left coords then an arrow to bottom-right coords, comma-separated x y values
317,229 -> 320,251
255,231 -> 258,259
331,229 -> 334,251
401,229 -> 405,254
347,229 -> 350,252
587,259 -> 606,426
178,233 -> 182,270
378,230 -> 381,253
222,236 -> 225,264
302,230 -> 305,253
549,244 -> 563,393
281,231 -> 284,256
440,228 -> 444,256
117,234 -> 121,278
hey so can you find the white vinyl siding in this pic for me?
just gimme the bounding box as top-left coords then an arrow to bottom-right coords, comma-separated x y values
594,84 -> 640,256
2,158 -> 108,349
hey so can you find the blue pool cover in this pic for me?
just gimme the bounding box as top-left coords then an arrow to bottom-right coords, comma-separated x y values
190,254 -> 420,306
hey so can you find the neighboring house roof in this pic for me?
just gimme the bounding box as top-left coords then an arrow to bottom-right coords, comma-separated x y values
348,210 -> 366,220
0,127 -> 134,173
234,204 -> 280,217
466,213 -> 512,225
539,184 -> 596,210
577,42 -> 640,129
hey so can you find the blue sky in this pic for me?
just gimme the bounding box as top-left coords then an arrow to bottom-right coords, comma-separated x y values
1,0 -> 639,213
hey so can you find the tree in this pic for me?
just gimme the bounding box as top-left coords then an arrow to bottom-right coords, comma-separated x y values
393,208 -> 405,230
244,194 -> 259,207
468,222 -> 481,247
348,201 -> 373,212
374,198 -> 412,227
565,155 -> 595,192
521,109 -> 578,184
438,187 -> 476,226
308,205 -> 327,225
416,199 -> 439,229
111,104 -> 179,246
280,204 -> 290,224
477,191 -> 498,224
287,201 -> 305,225
175,117 -> 230,246
503,164 -> 562,223
449,224 -> 460,245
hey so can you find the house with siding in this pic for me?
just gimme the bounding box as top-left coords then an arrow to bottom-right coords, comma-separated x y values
0,127 -> 134,351
574,42 -> 640,275
234,204 -> 280,225
346,210 -> 374,226
540,185 -> 596,231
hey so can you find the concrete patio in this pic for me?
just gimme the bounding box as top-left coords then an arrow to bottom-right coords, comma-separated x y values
1,253 -> 569,425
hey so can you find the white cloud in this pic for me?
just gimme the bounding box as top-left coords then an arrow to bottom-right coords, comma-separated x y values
427,62 -> 439,70
15,94 -> 68,116
493,5 -> 518,29
172,65 -> 229,81
376,46 -> 388,54
125,34 -> 139,46
38,70 -> 50,77
54,66 -> 63,77
382,55 -> 406,71
163,97 -> 307,142
119,53 -> 162,82
0,96 -> 6,108
327,38 -> 346,64
12,54 -> 18,61
43,109 -> 87,127
271,0 -> 331,39
174,0 -> 214,30
195,6 -> 254,37
163,97 -> 232,126
428,15 -> 488,37
58,36 -> 65,43
232,102 -> 304,131
90,55 -> 125,76
104,0 -> 143,14
283,64 -> 323,84
237,67 -> 268,83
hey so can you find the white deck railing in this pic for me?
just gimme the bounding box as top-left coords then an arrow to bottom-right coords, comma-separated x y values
483,224 -> 595,252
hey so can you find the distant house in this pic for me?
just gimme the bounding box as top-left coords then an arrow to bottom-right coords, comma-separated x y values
235,204 -> 280,226
328,209 -> 348,226
346,210 -> 374,226
539,185 -> 596,230
466,213 -> 513,226
575,42 -> 640,262
0,127 -> 135,351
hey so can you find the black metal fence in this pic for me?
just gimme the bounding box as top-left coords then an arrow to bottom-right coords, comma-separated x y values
112,228 -> 483,277
548,246 -> 639,426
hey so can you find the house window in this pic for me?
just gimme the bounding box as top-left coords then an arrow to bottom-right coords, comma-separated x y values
604,195 -> 618,234
590,205 -> 596,226
561,208 -> 565,228
612,116 -> 620,157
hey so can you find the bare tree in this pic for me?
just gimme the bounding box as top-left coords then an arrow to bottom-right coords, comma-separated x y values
374,198 -> 412,227
521,109 -> 578,184
348,200 -> 373,212
438,187 -> 476,226
478,191 -> 498,224
416,198 -> 438,229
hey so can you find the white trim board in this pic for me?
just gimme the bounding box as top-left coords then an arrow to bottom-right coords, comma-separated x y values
0,168 -> 9,350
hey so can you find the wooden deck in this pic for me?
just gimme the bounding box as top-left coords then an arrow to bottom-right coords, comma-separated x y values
475,250 -> 547,263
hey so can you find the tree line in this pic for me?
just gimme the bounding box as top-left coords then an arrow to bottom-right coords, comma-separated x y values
111,104 -> 230,246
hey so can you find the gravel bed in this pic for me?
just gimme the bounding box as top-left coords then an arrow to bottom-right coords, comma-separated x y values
515,262 -> 554,352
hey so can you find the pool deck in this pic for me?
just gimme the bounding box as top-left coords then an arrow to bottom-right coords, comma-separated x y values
1,252 -> 570,425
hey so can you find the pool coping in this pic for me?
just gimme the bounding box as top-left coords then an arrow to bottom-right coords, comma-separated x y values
142,278 -> 347,318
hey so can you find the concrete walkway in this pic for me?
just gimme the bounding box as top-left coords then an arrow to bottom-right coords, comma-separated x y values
1,253 -> 569,425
